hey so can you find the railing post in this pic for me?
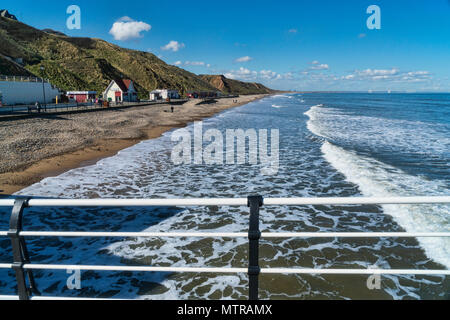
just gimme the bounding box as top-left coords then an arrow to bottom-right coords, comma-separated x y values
7,198 -> 40,300
247,195 -> 263,301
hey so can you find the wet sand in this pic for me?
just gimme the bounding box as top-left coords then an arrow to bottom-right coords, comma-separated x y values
0,95 -> 268,195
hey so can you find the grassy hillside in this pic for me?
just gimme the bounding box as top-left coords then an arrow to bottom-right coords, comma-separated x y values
0,55 -> 33,76
0,15 -> 274,98
199,74 -> 274,95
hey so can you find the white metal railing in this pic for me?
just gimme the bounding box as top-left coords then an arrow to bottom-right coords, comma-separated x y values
0,75 -> 48,83
0,196 -> 449,300
1,231 -> 450,238
1,196 -> 450,207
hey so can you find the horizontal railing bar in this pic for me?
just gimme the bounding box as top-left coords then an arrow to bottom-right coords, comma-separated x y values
31,296 -> 126,301
18,264 -> 450,275
0,231 -> 448,238
0,199 -> 249,207
16,231 -> 248,238
260,268 -> 450,275
0,263 -> 12,269
0,196 -> 449,208
263,196 -> 450,206
261,232 -> 450,238
23,264 -> 248,273
0,296 -> 19,300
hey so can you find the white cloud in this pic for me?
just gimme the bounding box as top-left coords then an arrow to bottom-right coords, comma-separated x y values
358,68 -> 400,76
400,71 -> 431,82
185,61 -> 205,66
173,61 -> 211,67
225,67 -> 291,82
342,74 -> 355,80
234,56 -> 253,63
310,63 -> 329,70
406,71 -> 430,76
161,41 -> 185,52
109,17 -> 151,41
260,70 -> 281,80
117,16 -> 133,22
225,67 -> 257,80
307,61 -> 329,71
341,68 -> 432,83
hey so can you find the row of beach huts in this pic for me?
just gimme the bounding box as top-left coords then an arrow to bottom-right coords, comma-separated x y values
0,76 -> 222,106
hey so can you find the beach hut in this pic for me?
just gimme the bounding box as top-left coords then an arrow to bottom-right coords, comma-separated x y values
149,89 -> 180,101
187,91 -> 219,99
67,91 -> 97,103
103,79 -> 138,103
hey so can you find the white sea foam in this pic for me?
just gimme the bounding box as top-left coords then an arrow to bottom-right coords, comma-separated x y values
305,104 -> 450,268
304,104 -> 450,158
272,94 -> 293,99
321,141 -> 450,268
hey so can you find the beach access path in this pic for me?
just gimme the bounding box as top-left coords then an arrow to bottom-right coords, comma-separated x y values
0,94 -> 268,195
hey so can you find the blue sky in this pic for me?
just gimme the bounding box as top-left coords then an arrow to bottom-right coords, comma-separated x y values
7,0 -> 450,91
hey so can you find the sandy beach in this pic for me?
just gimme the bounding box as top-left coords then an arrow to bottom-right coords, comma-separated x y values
0,95 -> 268,195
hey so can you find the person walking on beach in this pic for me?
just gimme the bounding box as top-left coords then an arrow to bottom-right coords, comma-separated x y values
35,101 -> 41,113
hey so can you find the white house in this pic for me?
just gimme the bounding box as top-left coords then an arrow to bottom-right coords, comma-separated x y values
149,89 -> 180,101
103,79 -> 138,103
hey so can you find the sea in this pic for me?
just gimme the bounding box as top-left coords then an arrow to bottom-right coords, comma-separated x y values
0,93 -> 449,299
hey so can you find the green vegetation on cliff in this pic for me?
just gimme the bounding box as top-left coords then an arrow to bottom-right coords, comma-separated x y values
199,74 -> 274,95
0,15 -> 274,98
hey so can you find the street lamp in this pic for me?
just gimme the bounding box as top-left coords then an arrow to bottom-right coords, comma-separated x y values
40,66 -> 47,112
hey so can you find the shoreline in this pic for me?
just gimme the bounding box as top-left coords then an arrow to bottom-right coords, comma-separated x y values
0,94 -> 269,195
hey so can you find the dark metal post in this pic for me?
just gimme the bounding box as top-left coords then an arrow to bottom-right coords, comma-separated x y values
8,198 -> 40,300
42,78 -> 47,112
247,195 -> 263,300
40,65 -> 47,112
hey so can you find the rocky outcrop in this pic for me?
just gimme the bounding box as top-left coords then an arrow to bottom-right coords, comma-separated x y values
199,74 -> 275,95
0,10 -> 17,20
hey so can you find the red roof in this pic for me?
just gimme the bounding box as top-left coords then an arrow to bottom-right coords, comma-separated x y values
115,79 -> 133,92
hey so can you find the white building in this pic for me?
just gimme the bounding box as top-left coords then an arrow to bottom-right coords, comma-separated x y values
103,79 -> 138,103
149,89 -> 180,101
0,77 -> 61,105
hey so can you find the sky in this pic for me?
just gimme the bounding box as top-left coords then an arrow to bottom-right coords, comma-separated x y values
5,0 -> 450,91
